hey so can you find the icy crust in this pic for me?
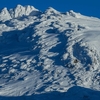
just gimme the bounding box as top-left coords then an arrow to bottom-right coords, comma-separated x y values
0,5 -> 100,100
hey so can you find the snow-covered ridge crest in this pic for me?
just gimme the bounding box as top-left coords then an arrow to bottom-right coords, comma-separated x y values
45,7 -> 60,15
66,10 -> 83,18
0,4 -> 39,21
0,7 -> 11,21
11,4 -> 39,18
0,5 -> 94,22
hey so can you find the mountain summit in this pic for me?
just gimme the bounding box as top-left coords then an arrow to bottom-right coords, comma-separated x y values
0,5 -> 100,100
0,5 -> 39,21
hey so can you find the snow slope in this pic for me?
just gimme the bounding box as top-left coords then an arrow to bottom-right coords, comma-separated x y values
0,5 -> 100,100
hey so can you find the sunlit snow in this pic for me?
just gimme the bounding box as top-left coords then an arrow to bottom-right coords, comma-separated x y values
0,5 -> 100,100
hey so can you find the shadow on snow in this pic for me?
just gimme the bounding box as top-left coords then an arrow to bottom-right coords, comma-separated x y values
0,86 -> 100,100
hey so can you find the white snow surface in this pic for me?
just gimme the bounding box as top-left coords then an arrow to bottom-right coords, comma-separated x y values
0,5 -> 100,100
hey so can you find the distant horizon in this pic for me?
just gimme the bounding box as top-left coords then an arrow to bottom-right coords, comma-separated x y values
0,0 -> 100,18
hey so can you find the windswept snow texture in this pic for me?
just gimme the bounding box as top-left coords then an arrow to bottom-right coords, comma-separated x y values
0,5 -> 100,100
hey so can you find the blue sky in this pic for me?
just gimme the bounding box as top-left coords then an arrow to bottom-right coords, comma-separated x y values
0,0 -> 100,18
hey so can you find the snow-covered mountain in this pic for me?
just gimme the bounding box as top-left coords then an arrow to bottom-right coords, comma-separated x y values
0,5 -> 100,100
0,4 -> 40,21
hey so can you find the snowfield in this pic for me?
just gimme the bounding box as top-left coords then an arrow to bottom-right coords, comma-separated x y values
0,5 -> 100,100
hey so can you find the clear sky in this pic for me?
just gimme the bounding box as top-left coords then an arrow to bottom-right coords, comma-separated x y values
0,0 -> 100,18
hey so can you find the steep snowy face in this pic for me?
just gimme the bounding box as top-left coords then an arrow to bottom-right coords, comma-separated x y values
13,4 -> 39,18
0,5 -> 100,100
45,7 -> 60,15
66,10 -> 80,18
0,8 -> 11,21
0,5 -> 39,21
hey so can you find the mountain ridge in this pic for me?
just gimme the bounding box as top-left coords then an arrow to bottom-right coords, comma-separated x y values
0,4 -> 100,100
0,4 -> 98,22
0,5 -> 40,21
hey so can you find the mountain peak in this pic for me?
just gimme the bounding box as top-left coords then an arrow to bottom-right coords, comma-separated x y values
14,4 -> 39,18
66,10 -> 82,18
45,7 -> 60,15
16,4 -> 23,8
1,7 -> 8,14
0,5 -> 40,21
0,7 -> 11,21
